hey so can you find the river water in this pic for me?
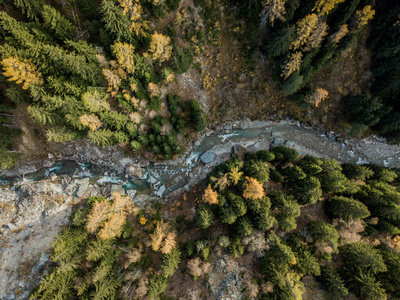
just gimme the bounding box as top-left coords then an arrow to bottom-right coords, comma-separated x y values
1,120 -> 400,198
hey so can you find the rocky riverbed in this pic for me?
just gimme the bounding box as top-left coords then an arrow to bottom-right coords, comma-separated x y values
1,118 -> 400,299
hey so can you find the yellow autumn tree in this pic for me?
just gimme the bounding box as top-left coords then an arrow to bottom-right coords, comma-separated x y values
147,32 -> 172,63
80,114 -> 103,131
228,166 -> 244,185
303,22 -> 328,51
211,174 -> 229,191
281,52 -> 303,79
259,0 -> 286,28
102,69 -> 122,97
118,0 -> 149,36
291,14 -> 319,50
148,82 -> 161,97
243,177 -> 265,200
86,200 -> 112,233
88,193 -> 130,240
306,88 -> 329,107
313,0 -> 345,16
1,56 -> 43,90
124,248 -> 141,269
354,5 -> 375,28
150,220 -> 169,251
152,0 -> 165,5
98,211 -> 126,240
112,42 -> 136,74
203,184 -> 219,205
161,232 -> 177,254
330,24 -> 348,43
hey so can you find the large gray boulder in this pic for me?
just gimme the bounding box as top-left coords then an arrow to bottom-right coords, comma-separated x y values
200,151 -> 215,164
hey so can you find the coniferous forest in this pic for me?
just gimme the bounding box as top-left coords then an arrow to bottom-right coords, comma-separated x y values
31,147 -> 400,299
1,0 -> 400,299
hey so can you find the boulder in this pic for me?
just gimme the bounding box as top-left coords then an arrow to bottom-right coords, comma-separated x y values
126,189 -> 137,199
75,178 -> 90,198
156,185 -> 166,197
126,163 -> 145,179
200,150 -> 216,164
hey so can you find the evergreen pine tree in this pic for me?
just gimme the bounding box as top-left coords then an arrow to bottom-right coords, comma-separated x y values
42,5 -> 76,40
196,205 -> 214,229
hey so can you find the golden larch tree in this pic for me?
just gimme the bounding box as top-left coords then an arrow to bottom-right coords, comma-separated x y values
124,248 -> 141,269
1,56 -> 43,90
147,32 -> 173,63
118,0 -> 149,36
306,88 -> 329,107
203,184 -> 219,205
102,68 -> 122,97
304,22 -> 328,51
148,82 -> 161,97
259,0 -> 286,28
161,232 -> 177,254
211,174 -> 229,191
354,5 -> 375,28
150,220 -> 169,251
243,177 -> 265,200
330,24 -> 348,43
281,52 -> 303,79
80,114 -> 103,131
112,42 -> 136,74
98,211 -> 127,240
86,200 -> 112,233
228,166 -> 244,185
291,14 -> 319,50
313,0 -> 345,16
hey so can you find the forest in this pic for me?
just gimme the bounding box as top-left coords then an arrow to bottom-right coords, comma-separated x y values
0,0 -> 400,168
31,146 -> 400,299
0,0 -> 206,167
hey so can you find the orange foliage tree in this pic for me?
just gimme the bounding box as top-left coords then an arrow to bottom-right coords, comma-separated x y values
243,177 -> 265,200
203,184 -> 219,205
79,114 -> 103,131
